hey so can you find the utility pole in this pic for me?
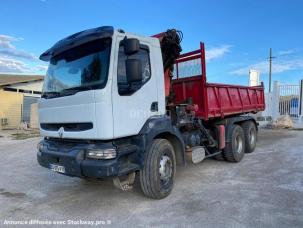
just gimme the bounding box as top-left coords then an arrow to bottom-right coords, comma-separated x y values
268,48 -> 275,92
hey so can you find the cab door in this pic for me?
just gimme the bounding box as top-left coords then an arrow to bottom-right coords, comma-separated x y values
112,36 -> 159,138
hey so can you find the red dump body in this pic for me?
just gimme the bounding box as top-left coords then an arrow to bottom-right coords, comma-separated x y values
172,42 -> 265,120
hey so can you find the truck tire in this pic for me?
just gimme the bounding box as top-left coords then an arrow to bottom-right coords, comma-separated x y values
223,124 -> 245,162
242,121 -> 257,153
139,139 -> 176,199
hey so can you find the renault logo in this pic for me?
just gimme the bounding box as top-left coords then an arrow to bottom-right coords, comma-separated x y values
58,127 -> 64,138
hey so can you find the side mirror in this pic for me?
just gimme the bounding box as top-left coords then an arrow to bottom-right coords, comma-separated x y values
126,59 -> 142,83
124,38 -> 140,55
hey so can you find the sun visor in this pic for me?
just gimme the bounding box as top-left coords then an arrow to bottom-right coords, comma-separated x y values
39,26 -> 114,61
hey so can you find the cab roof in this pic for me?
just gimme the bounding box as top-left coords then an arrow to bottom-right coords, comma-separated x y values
39,26 -> 114,61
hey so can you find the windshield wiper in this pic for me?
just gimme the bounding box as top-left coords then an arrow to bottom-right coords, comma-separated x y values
59,85 -> 94,96
41,91 -> 61,99
42,86 -> 94,99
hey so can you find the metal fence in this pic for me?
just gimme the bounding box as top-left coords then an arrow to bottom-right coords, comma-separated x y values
257,80 -> 303,125
279,83 -> 302,118
172,59 -> 202,79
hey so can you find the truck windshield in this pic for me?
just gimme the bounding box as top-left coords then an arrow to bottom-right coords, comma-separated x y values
42,38 -> 112,99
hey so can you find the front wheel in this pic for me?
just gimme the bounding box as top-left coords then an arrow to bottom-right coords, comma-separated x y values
139,139 -> 176,199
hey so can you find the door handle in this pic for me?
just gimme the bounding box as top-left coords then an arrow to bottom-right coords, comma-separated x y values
150,102 -> 158,112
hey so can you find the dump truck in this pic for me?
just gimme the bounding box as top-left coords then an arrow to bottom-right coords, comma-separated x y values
37,26 -> 265,199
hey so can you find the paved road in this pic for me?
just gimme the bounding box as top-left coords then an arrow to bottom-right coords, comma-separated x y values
0,129 -> 303,227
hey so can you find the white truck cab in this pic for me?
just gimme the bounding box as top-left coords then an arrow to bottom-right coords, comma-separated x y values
39,27 -> 165,140
37,26 -> 186,199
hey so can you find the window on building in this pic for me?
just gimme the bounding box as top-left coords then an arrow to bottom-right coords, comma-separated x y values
3,87 -> 17,92
18,89 -> 32,94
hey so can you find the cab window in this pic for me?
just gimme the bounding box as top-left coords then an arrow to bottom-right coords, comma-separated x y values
117,45 -> 151,95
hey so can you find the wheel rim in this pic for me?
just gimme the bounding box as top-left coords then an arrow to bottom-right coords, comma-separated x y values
159,155 -> 173,185
235,135 -> 243,154
250,129 -> 256,146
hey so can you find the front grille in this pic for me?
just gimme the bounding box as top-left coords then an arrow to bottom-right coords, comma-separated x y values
46,140 -> 75,152
40,122 -> 93,132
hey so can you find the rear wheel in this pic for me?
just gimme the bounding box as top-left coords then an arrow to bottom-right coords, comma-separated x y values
223,124 -> 245,162
139,139 -> 176,199
242,121 -> 257,153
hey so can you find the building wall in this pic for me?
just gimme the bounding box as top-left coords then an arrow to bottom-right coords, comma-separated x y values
0,90 -> 23,129
30,103 -> 39,129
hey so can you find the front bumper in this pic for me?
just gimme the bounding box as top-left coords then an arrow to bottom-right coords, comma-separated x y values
37,139 -> 139,178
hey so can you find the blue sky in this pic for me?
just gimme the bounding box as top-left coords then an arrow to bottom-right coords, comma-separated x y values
1,0 -> 303,91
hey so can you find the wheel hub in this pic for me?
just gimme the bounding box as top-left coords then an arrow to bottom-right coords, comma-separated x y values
250,129 -> 256,146
159,155 -> 172,184
235,135 -> 243,154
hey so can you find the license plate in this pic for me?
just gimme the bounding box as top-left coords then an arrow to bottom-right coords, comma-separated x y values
50,164 -> 65,174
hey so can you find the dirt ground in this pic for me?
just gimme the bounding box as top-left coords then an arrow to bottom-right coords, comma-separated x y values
0,129 -> 39,141
0,129 -> 303,227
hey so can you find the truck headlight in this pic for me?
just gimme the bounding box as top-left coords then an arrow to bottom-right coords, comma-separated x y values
86,148 -> 117,160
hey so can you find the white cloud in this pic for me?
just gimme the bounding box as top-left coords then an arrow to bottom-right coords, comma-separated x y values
0,34 -> 43,74
230,59 -> 303,75
0,34 -> 37,61
0,35 -> 22,49
0,56 -> 31,73
206,45 -> 232,61
0,50 -> 37,61
278,49 -> 295,56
